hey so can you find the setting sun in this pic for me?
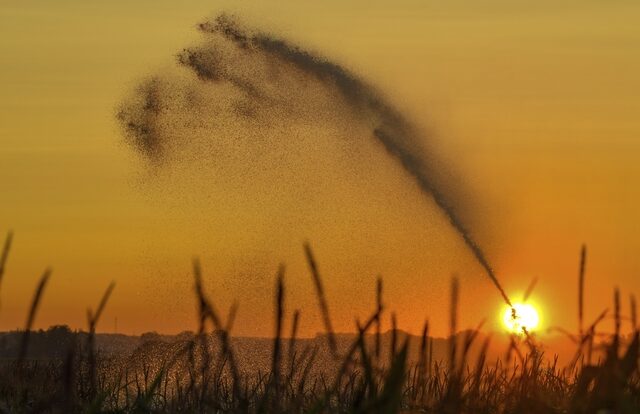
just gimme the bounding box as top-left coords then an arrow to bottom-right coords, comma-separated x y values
503,303 -> 540,334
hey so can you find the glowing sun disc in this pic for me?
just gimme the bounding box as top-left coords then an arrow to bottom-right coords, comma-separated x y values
503,303 -> 540,333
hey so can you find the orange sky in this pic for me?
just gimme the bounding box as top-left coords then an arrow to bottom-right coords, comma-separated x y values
1,0 -> 640,339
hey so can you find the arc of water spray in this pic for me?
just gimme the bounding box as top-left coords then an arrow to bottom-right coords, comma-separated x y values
119,14 -> 513,308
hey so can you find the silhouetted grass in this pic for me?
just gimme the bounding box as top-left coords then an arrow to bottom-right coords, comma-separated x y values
0,231 -> 639,413
0,231 -> 12,292
18,268 -> 51,364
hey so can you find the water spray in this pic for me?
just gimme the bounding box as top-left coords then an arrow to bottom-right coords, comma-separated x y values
118,14 -> 513,308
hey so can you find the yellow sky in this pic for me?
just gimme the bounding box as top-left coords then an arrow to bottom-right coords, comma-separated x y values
1,0 -> 640,338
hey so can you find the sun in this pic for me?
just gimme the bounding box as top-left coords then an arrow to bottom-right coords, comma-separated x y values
503,303 -> 540,334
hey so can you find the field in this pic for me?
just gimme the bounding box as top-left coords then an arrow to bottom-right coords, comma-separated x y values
1,233 -> 638,414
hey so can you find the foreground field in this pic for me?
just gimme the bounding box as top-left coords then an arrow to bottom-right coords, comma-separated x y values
0,233 -> 638,413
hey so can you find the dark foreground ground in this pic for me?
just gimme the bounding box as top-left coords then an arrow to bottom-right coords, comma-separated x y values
1,235 -> 639,413
1,292 -> 638,414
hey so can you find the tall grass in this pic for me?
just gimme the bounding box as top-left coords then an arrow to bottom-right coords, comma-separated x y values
1,231 -> 639,413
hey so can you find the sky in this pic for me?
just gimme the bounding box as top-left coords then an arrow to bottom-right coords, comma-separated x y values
1,0 -> 640,339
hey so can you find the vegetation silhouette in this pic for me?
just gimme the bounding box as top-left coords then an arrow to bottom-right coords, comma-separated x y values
0,232 -> 639,413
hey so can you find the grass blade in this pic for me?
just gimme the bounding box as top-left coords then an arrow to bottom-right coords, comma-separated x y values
18,268 -> 51,363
